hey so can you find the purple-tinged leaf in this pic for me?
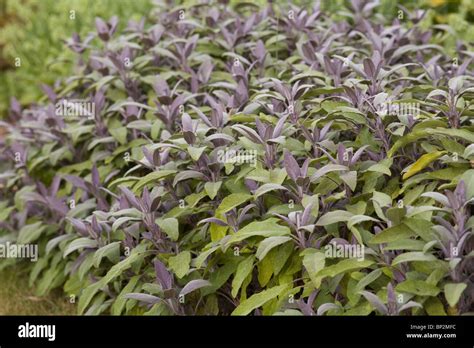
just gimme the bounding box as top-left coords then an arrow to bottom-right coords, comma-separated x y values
283,150 -> 300,182
179,279 -> 211,297
154,259 -> 173,290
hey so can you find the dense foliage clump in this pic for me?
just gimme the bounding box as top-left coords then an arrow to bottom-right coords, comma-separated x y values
0,0 -> 473,316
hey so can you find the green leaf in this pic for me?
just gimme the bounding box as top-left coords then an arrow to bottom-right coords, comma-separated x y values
0,205 -> 15,222
231,284 -> 288,316
344,302 -> 373,315
427,128 -> 474,143
109,126 -> 128,145
195,245 -> 220,268
302,194 -> 319,217
316,210 -> 354,226
168,251 -> 191,279
303,251 -> 325,288
459,170 -> 474,200
204,181 -> 222,200
210,223 -> 228,242
65,125 -> 94,144
18,222 -> 47,244
93,242 -> 121,267
316,259 -> 374,279
269,168 -> 287,185
184,191 -> 208,208
216,193 -> 252,216
64,238 -> 98,257
404,218 -> 434,241
464,144 -> 474,158
112,216 -> 141,232
389,128 -> 474,158
256,236 -> 292,261
203,261 -> 238,296
386,207 -> 406,225
254,183 -> 288,198
402,151 -> 446,180
340,171 -> 357,191
46,234 -> 74,254
228,218 -> 290,243
108,176 -> 140,189
188,146 -> 207,161
444,283 -> 467,308
232,255 -> 255,298
78,244 -> 148,314
383,239 -> 426,251
347,215 -> 379,229
257,255 -> 273,287
372,191 -> 392,207
355,269 -> 382,292
151,120 -> 161,140
156,217 -> 179,241
77,282 -> 102,315
104,246 -> 146,283
370,224 -> 414,244
366,163 -> 391,176
173,170 -> 207,187
392,252 -> 437,266
311,164 -> 348,182
270,242 -> 294,276
396,280 -> 440,296
266,34 -> 287,46
35,266 -> 62,296
133,170 -> 177,192
126,120 -> 152,131
425,297 -> 447,316
111,275 -> 141,315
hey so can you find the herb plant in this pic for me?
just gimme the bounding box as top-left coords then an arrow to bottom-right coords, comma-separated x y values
0,0 -> 473,316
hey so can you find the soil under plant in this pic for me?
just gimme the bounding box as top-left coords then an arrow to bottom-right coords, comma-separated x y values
0,265 -> 75,315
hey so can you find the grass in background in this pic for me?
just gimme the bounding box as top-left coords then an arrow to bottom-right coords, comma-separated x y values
0,0 -> 153,117
0,265 -> 76,315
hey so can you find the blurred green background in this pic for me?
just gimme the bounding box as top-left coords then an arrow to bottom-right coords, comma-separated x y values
0,0 -> 153,117
0,0 -> 473,118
